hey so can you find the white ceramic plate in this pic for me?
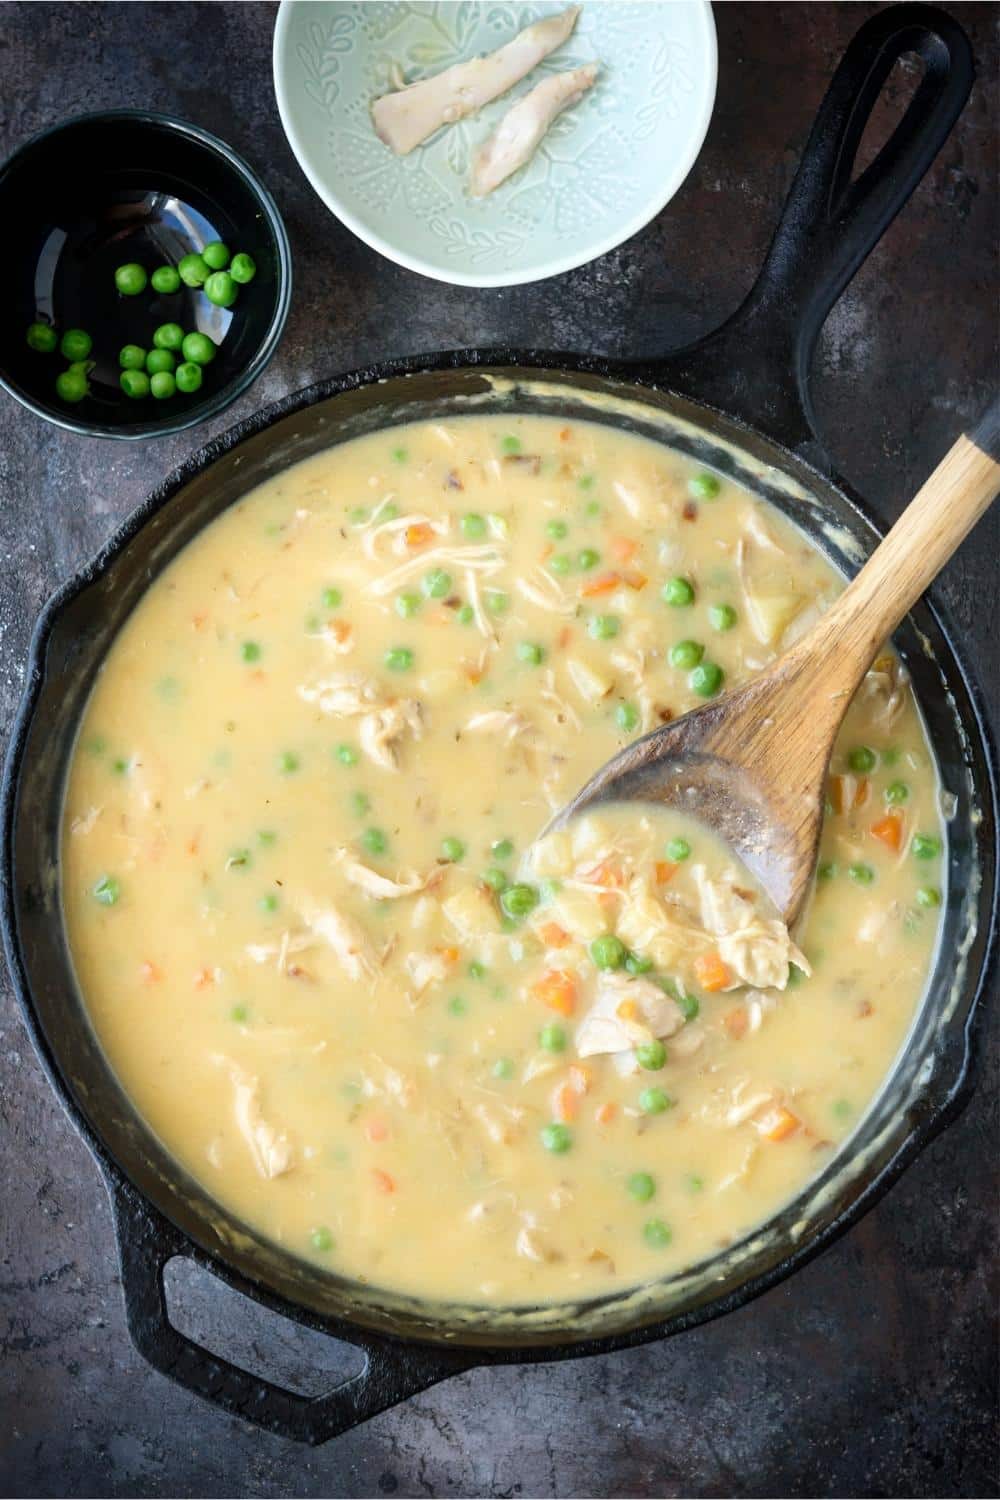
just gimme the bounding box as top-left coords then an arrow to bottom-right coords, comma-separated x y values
273,0 -> 717,288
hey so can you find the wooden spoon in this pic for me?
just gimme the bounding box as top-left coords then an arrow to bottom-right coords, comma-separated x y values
551,406 -> 1000,927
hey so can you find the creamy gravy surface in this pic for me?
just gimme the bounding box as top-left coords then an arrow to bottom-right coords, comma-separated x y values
62,416 -> 944,1303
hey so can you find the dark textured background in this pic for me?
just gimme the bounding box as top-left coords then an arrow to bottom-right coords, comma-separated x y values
1,4 -> 997,1497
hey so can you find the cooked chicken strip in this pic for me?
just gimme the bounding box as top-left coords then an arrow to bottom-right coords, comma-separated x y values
470,63 -> 598,196
371,6 -> 580,157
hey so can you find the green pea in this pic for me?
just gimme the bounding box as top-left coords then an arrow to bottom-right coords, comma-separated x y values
114,263 -> 147,296
384,646 -> 413,672
175,361 -> 203,394
310,1226 -> 334,1252
546,519 -> 569,540
146,348 -> 175,375
688,471 -> 720,499
662,576 -> 695,607
350,790 -> 370,816
676,992 -> 700,1022
150,371 -> 176,400
817,861 -> 837,881
912,833 -> 941,860
119,344 -> 147,371
588,615 -> 620,640
831,1098 -> 852,1121
178,252 -> 210,287
153,323 -> 184,351
277,750 -> 300,774
60,329 -> 92,362
636,1039 -> 667,1071
230,1004 -> 249,1023
578,474 -> 595,492
119,369 -> 148,399
548,554 -> 572,575
885,780 -> 910,805
669,639 -> 704,669
624,952 -> 654,975
639,1087 -> 673,1115
627,1172 -> 655,1202
26,322 -> 58,353
204,271 -> 238,308
616,702 -> 640,732
493,1058 -> 514,1080
486,590 -> 509,614
461,512 -> 487,538
181,331 -> 216,365
500,434 -> 521,454
257,830 -> 277,846
395,591 -> 421,618
666,837 -> 691,862
468,960 -> 487,980
685,1174 -> 705,1193
539,1023 -> 567,1053
590,934 -> 626,971
441,836 -> 465,862
643,1218 -> 672,1249
447,995 -> 467,1017
56,369 -> 88,403
423,568 -> 452,599
348,506 -> 369,526
848,746 -> 877,773
577,547 -> 600,571
500,883 -> 539,919
151,265 -> 181,294
389,448 -> 407,465
457,604 -> 474,625
229,252 -> 257,285
516,641 -> 545,665
492,839 -> 515,860
362,827 -> 388,856
321,586 -> 342,609
240,641 -> 261,663
689,661 -> 723,697
540,1123 -> 572,1153
92,874 -> 120,906
335,743 -> 358,766
915,886 -> 941,908
848,863 -> 875,885
709,603 -> 737,631
202,241 -> 230,270
259,892 -> 279,913
482,867 -> 508,892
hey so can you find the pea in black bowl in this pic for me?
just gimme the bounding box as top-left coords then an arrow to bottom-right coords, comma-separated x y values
0,110 -> 292,439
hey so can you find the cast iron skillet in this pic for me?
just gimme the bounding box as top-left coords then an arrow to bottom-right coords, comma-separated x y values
3,5 -> 995,1445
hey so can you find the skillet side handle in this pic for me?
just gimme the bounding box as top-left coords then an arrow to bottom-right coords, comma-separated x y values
642,4 -> 974,453
107,1174 -> 470,1445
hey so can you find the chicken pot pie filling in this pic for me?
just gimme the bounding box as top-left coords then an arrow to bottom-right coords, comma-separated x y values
61,415 -> 945,1303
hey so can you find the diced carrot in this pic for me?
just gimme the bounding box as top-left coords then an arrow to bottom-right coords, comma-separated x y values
371,1167 -> 396,1193
140,960 -> 162,984
724,1006 -> 748,1039
185,831 -> 201,856
192,611 -> 208,631
585,858 -> 625,889
829,774 -> 870,814
623,570 -> 648,591
568,1064 -> 592,1095
581,571 -> 621,598
552,1081 -> 580,1123
616,998 -> 638,1022
655,861 -> 678,886
405,522 -> 434,549
539,543 -> 553,563
532,969 -> 578,1016
757,1106 -> 801,1143
597,890 -> 618,913
436,945 -> 460,965
327,619 -> 352,645
557,625 -> 573,649
365,1118 -> 388,1143
610,536 -> 638,564
250,668 -> 267,683
595,1101 -> 617,1125
193,966 -> 216,989
559,427 -> 573,442
856,998 -> 874,1019
870,811 -> 903,852
695,951 -> 733,992
539,921 -> 571,949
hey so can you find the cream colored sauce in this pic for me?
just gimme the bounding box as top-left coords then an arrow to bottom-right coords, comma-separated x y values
61,415 -> 944,1304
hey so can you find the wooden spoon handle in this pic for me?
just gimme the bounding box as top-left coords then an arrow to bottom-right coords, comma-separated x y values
790,403 -> 1000,695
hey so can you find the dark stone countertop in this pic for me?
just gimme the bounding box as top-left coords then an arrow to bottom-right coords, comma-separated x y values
1,4 -> 997,1496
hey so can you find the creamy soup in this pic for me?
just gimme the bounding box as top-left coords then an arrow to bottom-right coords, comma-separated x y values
61,416 -> 945,1304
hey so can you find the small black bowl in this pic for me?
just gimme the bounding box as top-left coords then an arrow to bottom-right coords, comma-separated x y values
0,110 -> 292,439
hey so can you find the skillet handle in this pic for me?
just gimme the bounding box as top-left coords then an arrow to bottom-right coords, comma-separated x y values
107,1174 -> 470,1445
643,4 -> 974,453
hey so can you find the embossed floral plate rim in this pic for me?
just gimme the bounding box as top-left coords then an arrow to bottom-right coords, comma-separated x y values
272,0 -> 718,287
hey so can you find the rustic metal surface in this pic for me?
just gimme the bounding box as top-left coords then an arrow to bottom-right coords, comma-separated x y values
1,3 -> 997,1495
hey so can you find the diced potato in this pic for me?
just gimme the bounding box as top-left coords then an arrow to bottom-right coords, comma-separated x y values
528,829 -> 573,877
443,886 -> 498,940
566,656 -> 614,704
548,887 -> 608,941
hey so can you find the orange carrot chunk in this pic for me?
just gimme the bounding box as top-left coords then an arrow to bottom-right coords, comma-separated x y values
405,522 -> 434,549
552,1081 -> 580,1123
581,571 -> 621,598
539,921 -> 571,949
829,774 -> 870,813
595,1101 -> 617,1125
610,536 -> 638,564
870,811 -> 903,852
371,1168 -> 396,1193
695,951 -> 732,992
757,1106 -> 801,1142
654,860 -> 678,886
724,1006 -> 748,1039
532,969 -> 578,1016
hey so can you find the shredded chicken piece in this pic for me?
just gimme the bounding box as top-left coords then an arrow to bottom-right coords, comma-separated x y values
213,1057 -> 294,1179
539,668 -> 582,730
70,806 -> 102,835
471,64 -> 598,196
615,875 -> 706,968
515,1212 -> 562,1262
299,901 -> 379,982
575,972 -> 685,1060
692,865 -> 810,990
245,931 -> 316,972
336,849 -> 429,900
361,512 -> 448,560
367,543 -> 504,597
298,671 -> 379,717
854,653 -> 907,730
464,567 -> 496,639
358,699 -> 424,771
371,6 -> 579,156
465,708 -> 538,746
405,949 -> 451,998
515,567 -> 576,616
